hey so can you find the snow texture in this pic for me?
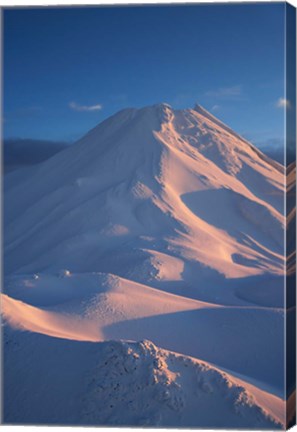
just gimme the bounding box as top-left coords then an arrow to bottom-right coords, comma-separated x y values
2,104 -> 289,428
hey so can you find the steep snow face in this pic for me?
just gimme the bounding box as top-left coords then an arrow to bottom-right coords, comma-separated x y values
4,103 -> 285,282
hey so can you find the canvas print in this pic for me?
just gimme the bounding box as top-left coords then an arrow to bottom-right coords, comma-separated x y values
1,2 -> 296,429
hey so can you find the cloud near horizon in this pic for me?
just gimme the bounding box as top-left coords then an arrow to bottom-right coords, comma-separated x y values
69,101 -> 103,112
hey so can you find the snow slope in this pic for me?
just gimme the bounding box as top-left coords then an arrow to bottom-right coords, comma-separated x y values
4,103 -> 284,280
2,328 -> 284,428
287,162 -> 296,275
2,272 -> 284,393
2,104 -> 288,427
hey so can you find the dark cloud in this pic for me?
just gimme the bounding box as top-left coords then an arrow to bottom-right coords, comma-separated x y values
3,138 -> 70,173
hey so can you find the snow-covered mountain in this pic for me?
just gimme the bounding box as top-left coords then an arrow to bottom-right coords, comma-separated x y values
4,103 -> 284,280
2,104 -> 289,427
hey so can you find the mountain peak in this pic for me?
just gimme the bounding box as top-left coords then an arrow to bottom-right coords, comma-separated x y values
153,102 -> 172,110
193,103 -> 207,112
193,103 -> 218,119
4,99 -> 284,280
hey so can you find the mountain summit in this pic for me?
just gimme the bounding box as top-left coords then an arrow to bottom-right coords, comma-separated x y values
4,104 -> 284,293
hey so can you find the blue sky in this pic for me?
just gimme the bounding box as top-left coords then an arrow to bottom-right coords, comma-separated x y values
3,3 -> 286,148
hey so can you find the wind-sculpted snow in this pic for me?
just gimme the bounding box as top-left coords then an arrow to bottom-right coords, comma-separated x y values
2,272 -> 285,391
2,328 -> 284,427
82,339 -> 283,428
3,104 -> 287,427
